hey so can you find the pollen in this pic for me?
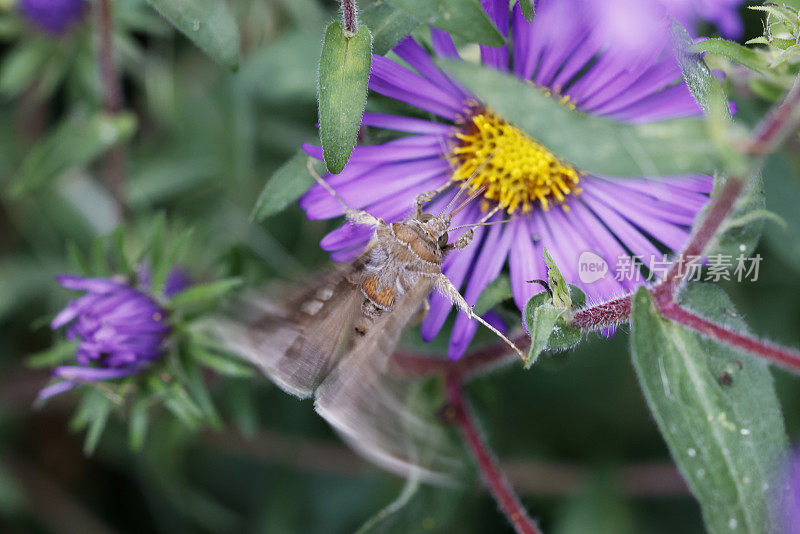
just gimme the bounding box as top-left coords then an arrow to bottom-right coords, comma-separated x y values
450,109 -> 582,214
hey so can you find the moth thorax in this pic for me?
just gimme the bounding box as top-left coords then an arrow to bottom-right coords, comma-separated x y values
391,222 -> 441,264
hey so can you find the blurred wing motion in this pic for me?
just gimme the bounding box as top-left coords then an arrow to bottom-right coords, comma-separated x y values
213,263 -> 460,482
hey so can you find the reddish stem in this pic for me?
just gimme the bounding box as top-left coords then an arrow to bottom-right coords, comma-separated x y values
445,372 -> 541,534
657,300 -> 800,372
341,0 -> 358,34
570,293 -> 633,331
746,77 -> 800,155
95,0 -> 127,211
654,177 -> 745,305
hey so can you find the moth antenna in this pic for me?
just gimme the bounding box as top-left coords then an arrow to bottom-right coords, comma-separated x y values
438,152 -> 496,216
448,186 -> 486,218
477,204 -> 503,225
307,157 -> 352,213
449,217 -> 517,232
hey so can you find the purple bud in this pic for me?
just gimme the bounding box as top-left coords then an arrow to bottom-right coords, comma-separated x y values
41,274 -> 170,398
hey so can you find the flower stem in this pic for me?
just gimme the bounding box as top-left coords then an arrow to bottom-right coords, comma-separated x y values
341,0 -> 358,36
95,0 -> 127,213
656,300 -> 800,372
445,372 -> 541,534
570,293 -> 633,331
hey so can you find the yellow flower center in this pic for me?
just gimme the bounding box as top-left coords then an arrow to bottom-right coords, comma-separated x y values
449,108 -> 582,214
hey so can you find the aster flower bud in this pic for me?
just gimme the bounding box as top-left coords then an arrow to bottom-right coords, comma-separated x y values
38,274 -> 173,399
18,0 -> 87,35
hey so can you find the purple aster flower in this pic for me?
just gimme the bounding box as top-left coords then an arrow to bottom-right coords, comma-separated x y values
300,0 -> 713,360
38,274 -> 170,400
18,0 -> 87,35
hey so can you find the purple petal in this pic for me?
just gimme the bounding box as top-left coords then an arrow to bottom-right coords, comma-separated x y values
479,0 -> 509,71
370,55 -> 463,120
55,275 -> 125,294
54,364 -> 145,381
393,37 -> 469,100
361,112 -> 455,135
36,380 -> 77,401
509,218 -> 545,310
430,28 -> 460,59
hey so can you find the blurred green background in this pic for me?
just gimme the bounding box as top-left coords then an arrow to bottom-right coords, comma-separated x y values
1,0 -> 800,532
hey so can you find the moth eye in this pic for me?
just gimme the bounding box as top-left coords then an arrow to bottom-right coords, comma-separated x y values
419,213 -> 433,222
438,232 -> 449,248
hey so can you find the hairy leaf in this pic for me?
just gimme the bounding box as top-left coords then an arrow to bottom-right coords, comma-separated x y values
693,39 -> 772,76
386,0 -> 504,46
361,0 -> 421,55
631,285 -> 788,534
318,22 -> 373,174
251,151 -> 317,221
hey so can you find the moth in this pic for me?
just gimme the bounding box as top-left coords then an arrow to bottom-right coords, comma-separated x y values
216,164 -> 523,481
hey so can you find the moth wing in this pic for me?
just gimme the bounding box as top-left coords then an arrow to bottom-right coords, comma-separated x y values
314,280 -> 461,483
214,261 -> 365,398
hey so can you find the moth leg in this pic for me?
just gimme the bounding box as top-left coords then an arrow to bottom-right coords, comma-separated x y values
442,229 -> 474,252
434,274 -> 525,360
413,183 -> 450,218
409,298 -> 430,325
307,157 -> 381,226
345,209 -> 381,227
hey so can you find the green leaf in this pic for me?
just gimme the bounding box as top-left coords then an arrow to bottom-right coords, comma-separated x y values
524,285 -> 585,358
180,355 -> 221,428
361,0 -> 422,55
386,0 -> 505,46
519,0 -> 534,23
66,241 -> 91,276
145,0 -> 240,70
81,392 -> 114,455
192,345 -> 254,378
10,113 -> 137,197
631,285 -> 789,534
110,227 -> 134,278
318,22 -> 373,174
749,5 -> 800,35
27,341 -> 78,369
692,39 -> 772,77
146,213 -> 167,290
544,248 -> 571,308
771,43 -> 800,68
0,41 -> 51,97
438,60 -> 716,177
473,275 -> 511,316
524,302 -> 565,368
128,397 -> 150,451
251,151 -> 316,221
671,23 -> 730,119
170,278 -> 242,308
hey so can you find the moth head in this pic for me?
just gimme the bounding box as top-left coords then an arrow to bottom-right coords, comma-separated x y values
417,213 -> 450,249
